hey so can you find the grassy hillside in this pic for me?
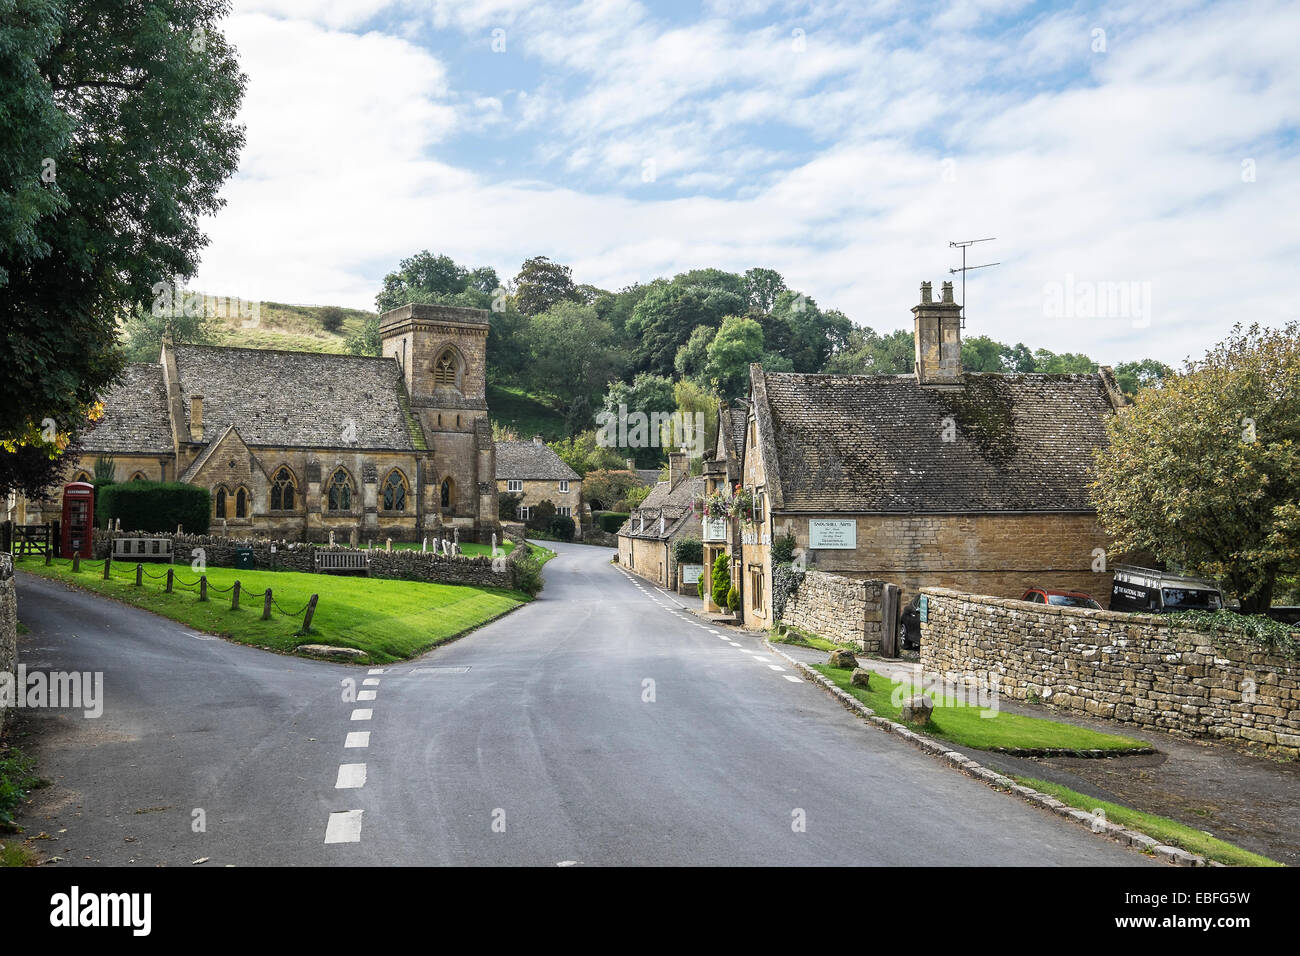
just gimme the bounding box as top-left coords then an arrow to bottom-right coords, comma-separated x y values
200,295 -> 376,353
487,384 -> 568,441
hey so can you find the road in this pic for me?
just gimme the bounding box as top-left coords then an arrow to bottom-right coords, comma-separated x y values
13,542 -> 1150,866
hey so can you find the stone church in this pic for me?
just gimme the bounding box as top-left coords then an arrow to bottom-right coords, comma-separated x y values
32,304 -> 500,543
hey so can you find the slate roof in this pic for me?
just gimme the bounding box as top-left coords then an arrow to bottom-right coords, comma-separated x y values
495,441 -> 580,482
80,364 -> 174,454
755,370 -> 1119,513
635,469 -> 662,487
172,345 -> 419,450
618,475 -> 706,540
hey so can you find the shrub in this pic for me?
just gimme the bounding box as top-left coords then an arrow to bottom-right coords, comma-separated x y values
548,514 -> 576,542
673,537 -> 702,565
726,585 -> 740,612
512,552 -> 545,597
526,498 -> 557,532
598,511 -> 630,534
498,491 -> 523,520
97,481 -> 210,534
711,552 -> 731,608
697,573 -> 706,599
771,529 -> 797,564
319,305 -> 346,333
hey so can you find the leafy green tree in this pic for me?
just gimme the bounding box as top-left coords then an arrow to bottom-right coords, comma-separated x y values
744,267 -> 785,312
513,255 -> 579,316
121,301 -> 215,363
600,372 -> 677,467
374,251 -> 470,312
346,317 -> 382,357
318,305 -> 346,334
1113,358 -> 1173,400
673,324 -> 715,381
526,498 -> 557,532
822,326 -> 915,375
1033,348 -> 1097,374
626,277 -> 745,376
766,291 -> 850,373
583,469 -> 644,510
704,316 -> 764,398
1,0 -> 245,493
548,432 -> 626,476
1090,323 -> 1300,613
527,301 -> 623,433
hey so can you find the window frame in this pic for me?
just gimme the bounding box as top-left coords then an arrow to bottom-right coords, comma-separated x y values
507,479 -> 523,493
270,465 -> 298,512
326,467 -> 355,513
381,468 -> 408,513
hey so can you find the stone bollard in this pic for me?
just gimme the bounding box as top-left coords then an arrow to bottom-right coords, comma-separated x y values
900,695 -> 934,726
850,667 -> 872,689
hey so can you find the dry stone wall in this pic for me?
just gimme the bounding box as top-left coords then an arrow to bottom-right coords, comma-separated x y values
0,555 -> 15,732
91,528 -> 529,591
920,587 -> 1300,757
780,569 -> 885,652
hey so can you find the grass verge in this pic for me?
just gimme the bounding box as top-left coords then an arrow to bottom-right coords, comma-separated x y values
770,624 -> 854,653
813,662 -> 1148,753
16,556 -> 527,664
1013,776 -> 1282,867
0,747 -> 46,835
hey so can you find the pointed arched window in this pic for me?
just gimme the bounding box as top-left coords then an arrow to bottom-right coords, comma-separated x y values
214,487 -> 228,519
440,476 -> 454,509
235,487 -> 248,518
270,466 -> 297,511
382,469 -> 408,512
434,349 -> 458,387
327,468 -> 353,512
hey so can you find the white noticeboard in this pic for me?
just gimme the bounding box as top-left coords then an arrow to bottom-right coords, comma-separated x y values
681,564 -> 704,584
808,519 -> 856,550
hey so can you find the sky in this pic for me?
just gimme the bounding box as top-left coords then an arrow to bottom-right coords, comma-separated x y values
191,0 -> 1300,367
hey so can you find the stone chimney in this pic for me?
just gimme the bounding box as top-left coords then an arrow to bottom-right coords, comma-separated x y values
668,448 -> 689,490
912,280 -> 963,385
190,394 -> 204,442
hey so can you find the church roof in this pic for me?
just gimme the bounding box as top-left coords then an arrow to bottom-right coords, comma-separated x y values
172,344 -> 420,450
753,368 -> 1119,514
79,364 -> 174,454
494,441 -> 580,481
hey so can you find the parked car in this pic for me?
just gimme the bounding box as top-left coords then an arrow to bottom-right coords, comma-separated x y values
1109,564 -> 1224,614
1021,587 -> 1102,609
898,595 -> 921,652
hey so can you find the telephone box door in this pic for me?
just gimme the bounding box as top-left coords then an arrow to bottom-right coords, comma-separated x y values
61,481 -> 95,558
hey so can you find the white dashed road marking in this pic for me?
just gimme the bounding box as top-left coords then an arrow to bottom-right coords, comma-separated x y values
784,675 -> 803,683
324,810 -> 364,844
350,708 -> 373,721
362,678 -> 380,687
336,763 -> 367,789
767,664 -> 785,672
357,690 -> 377,701
345,731 -> 370,748
368,668 -> 384,675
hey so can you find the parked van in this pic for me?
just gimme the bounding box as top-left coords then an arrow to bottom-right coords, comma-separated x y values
1109,564 -> 1225,614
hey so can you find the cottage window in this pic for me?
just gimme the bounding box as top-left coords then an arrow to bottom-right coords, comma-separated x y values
557,506 -> 572,517
507,479 -> 523,493
558,480 -> 569,493
382,469 -> 408,511
270,466 -> 297,510
327,468 -> 354,511
517,505 -> 531,521
751,567 -> 764,612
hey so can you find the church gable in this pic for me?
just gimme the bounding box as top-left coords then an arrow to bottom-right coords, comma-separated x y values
181,424 -> 264,489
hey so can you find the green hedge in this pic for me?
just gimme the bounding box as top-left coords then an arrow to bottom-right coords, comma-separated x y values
548,515 -> 576,542
97,481 -> 211,534
598,512 -> 630,533
673,536 -> 703,564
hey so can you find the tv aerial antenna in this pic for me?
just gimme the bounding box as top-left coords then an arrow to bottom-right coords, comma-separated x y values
948,237 -> 999,327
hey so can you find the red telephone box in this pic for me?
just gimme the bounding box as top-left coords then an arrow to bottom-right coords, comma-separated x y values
61,481 -> 95,558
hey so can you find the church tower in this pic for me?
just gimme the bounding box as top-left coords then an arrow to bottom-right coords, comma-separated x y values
379,303 -> 498,539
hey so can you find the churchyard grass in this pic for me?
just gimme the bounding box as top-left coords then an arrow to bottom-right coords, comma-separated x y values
16,557 -> 527,664
813,662 -> 1149,753
1011,776 -> 1281,867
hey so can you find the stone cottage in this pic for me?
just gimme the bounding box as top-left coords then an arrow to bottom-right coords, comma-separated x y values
495,437 -> 584,530
617,450 -> 705,589
732,280 -> 1127,628
31,303 -> 501,543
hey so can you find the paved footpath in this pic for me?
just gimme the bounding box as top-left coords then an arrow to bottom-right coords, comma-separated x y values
13,543 -> 1152,866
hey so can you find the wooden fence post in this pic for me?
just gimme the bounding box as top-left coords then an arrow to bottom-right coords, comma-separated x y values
103,553 -> 112,579
299,594 -> 319,634
165,567 -> 173,593
199,575 -> 208,602
72,553 -> 80,573
263,588 -> 273,621
232,580 -> 241,611
135,563 -> 143,586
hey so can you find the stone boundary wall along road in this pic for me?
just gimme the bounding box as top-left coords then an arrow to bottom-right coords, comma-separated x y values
0,554 -> 15,732
920,587 -> 1300,758
90,528 -> 530,591
781,569 -> 886,653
